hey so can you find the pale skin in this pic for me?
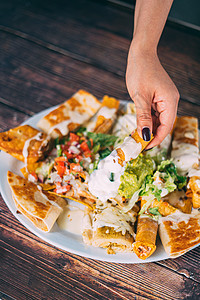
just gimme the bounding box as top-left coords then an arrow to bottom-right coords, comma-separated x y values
126,0 -> 179,148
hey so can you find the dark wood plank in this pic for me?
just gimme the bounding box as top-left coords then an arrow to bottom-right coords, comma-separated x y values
0,31 -> 200,121
1,197 -> 200,300
0,102 -> 29,132
0,30 -> 129,114
0,0 -> 199,104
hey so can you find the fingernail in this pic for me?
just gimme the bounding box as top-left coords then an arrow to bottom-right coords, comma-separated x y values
142,127 -> 151,141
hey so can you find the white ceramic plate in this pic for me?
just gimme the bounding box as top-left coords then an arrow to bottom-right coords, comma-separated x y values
0,107 -> 198,263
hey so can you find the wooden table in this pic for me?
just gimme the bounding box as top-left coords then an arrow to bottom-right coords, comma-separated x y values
0,1 -> 200,299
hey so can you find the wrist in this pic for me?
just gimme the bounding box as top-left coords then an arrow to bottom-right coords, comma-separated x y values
130,36 -> 158,57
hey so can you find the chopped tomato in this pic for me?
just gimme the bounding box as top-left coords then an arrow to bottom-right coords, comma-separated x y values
70,163 -> 83,172
30,172 -> 38,181
63,151 -> 74,160
80,136 -> 86,143
54,184 -> 71,194
55,156 -> 67,162
76,154 -> 83,162
84,150 -> 92,158
70,132 -> 80,142
55,161 -> 65,177
80,141 -> 90,152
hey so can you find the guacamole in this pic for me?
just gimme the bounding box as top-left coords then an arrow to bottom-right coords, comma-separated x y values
118,154 -> 154,199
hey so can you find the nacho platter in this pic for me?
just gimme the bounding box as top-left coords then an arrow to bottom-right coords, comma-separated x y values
0,95 -> 199,263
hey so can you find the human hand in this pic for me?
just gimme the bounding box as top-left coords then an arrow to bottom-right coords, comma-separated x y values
126,41 -> 180,149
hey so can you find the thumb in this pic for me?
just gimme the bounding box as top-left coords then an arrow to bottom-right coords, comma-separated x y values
134,94 -> 152,142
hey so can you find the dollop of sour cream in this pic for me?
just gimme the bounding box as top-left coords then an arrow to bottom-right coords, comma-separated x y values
88,136 -> 142,202
88,150 -> 125,201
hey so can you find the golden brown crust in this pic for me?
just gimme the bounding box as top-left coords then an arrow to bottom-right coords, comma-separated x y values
37,90 -> 101,138
173,116 -> 199,147
159,214 -> 200,257
131,129 -> 153,151
188,176 -> 200,208
8,171 -> 66,232
0,125 -> 52,163
133,216 -> 158,259
151,199 -> 177,216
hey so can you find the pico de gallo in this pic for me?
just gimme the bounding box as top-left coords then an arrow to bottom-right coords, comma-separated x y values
30,127 -> 118,196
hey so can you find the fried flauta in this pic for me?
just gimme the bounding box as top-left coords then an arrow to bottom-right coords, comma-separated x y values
37,90 -> 101,138
159,211 -> 200,258
86,95 -> 119,133
133,199 -> 158,260
133,215 -> 158,260
0,125 -> 52,165
171,116 -> 199,175
7,171 -> 66,232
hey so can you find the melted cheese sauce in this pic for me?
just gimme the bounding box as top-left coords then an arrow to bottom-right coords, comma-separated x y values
49,110 -> 88,136
158,210 -> 193,225
97,106 -> 116,119
171,142 -> 199,175
57,205 -> 84,235
35,187 -> 61,209
118,136 -> 142,161
153,173 -> 168,197
188,169 -> 200,177
196,179 -> 200,188
22,132 -> 43,166
86,106 -> 116,131
112,114 -> 137,138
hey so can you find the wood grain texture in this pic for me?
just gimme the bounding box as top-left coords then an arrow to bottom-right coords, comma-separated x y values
0,30 -> 128,114
0,31 -> 199,121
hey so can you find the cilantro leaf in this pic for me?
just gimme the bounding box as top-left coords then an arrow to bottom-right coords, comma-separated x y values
148,207 -> 162,216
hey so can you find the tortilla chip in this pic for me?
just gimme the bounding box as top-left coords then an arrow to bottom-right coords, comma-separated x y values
163,190 -> 192,214
131,129 -> 153,152
101,95 -> 120,110
0,125 -> 52,163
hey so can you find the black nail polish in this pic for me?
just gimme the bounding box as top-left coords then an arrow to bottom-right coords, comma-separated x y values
142,127 -> 151,141
144,147 -> 153,151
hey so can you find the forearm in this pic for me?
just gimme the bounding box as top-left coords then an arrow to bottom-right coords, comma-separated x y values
133,0 -> 173,52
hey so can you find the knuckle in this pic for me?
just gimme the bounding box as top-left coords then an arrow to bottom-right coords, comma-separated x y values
138,112 -> 151,122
